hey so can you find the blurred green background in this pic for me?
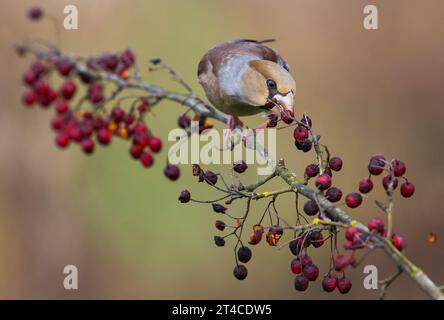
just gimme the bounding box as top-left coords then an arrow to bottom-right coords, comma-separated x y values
0,0 -> 443,299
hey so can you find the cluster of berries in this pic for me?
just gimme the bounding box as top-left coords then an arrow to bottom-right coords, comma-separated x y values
19,6 -> 180,181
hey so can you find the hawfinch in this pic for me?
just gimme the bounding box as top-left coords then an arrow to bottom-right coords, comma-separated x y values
197,39 -> 296,129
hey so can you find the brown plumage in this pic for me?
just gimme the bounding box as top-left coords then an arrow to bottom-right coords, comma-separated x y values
198,40 -> 296,117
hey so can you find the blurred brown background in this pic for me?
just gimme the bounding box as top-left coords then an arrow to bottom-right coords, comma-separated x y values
0,0 -> 443,299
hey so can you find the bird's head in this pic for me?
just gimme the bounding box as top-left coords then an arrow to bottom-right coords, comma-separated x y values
241,60 -> 296,113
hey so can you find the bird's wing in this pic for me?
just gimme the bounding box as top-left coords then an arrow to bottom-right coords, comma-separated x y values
198,39 -> 289,81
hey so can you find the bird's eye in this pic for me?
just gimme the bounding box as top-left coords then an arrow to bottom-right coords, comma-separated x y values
266,79 -> 276,89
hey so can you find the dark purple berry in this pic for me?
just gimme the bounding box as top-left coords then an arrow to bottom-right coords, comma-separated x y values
233,265 -> 248,280
178,190 -> 191,203
237,246 -> 252,263
329,157 -> 343,171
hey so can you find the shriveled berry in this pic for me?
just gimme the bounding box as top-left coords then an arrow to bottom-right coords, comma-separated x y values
326,187 -> 342,202
177,115 -> 191,128
233,160 -> 248,173
289,239 -> 303,256
322,274 -> 337,292
149,136 -> 162,153
237,246 -> 252,263
315,174 -> 332,191
233,265 -> 248,280
368,155 -> 386,175
293,125 -> 308,141
337,277 -> 352,294
303,264 -> 319,281
291,258 -> 303,274
164,164 -> 180,181
303,200 -> 319,216
345,192 -> 362,208
203,170 -> 218,185
140,152 -> 154,167
305,164 -> 319,178
178,190 -> 191,203
215,220 -> 226,231
294,274 -> 309,291
28,6 -> 43,20
368,217 -> 385,235
214,236 -> 225,247
383,174 -> 398,190
309,230 -> 324,248
329,157 -> 343,171
392,160 -> 406,177
334,255 -> 354,271
300,115 -> 312,128
400,181 -> 415,198
300,139 -> 312,152
359,177 -> 373,194
212,203 -> 227,213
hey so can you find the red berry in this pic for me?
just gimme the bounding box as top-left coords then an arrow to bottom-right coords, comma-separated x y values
358,178 -> 373,194
281,109 -> 294,124
164,164 -> 180,181
293,125 -> 308,141
60,80 -> 77,100
329,157 -> 343,171
120,48 -> 136,67
337,277 -> 352,294
112,107 -> 126,122
55,100 -> 69,114
345,227 -> 359,241
47,88 -> 58,103
391,234 -> 405,251
68,125 -> 82,142
345,192 -> 362,208
97,128 -> 111,145
383,174 -> 398,190
300,115 -> 312,128
81,138 -> 95,154
315,174 -> 332,191
305,164 -> 319,178
400,181 -> 415,198
291,258 -> 303,274
392,160 -> 406,177
149,136 -> 162,153
326,187 -> 342,202
57,58 -> 74,76
303,264 -> 319,281
55,133 -> 69,148
368,218 -> 385,235
299,254 -> 312,266
129,144 -> 143,159
233,265 -> 248,280
322,275 -> 337,292
51,116 -> 64,131
35,81 -> 49,96
309,230 -> 324,248
140,152 -> 154,167
294,274 -> 309,291
22,91 -> 36,106
22,70 -> 37,86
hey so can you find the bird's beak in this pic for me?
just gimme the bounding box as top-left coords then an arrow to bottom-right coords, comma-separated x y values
272,92 -> 294,113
